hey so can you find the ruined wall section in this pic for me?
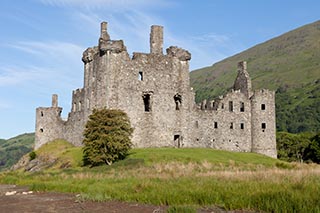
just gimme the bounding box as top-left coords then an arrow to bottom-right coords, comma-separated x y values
233,61 -> 252,98
251,90 -> 277,158
35,95 -> 65,149
189,91 -> 252,152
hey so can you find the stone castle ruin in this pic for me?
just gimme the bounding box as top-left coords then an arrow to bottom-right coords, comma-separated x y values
35,22 -> 277,158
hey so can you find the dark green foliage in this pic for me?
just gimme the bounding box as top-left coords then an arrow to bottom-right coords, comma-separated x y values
304,133 -> 320,163
0,133 -> 34,171
277,132 -> 320,163
29,151 -> 37,161
83,108 -> 133,167
190,21 -> 320,133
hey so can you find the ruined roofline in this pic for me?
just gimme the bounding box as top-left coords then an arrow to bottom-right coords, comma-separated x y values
83,21 -> 191,63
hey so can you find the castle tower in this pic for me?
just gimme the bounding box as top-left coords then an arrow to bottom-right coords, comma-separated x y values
233,61 -> 252,98
251,90 -> 277,158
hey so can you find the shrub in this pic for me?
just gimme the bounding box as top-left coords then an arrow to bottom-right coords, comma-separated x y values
29,151 -> 37,161
83,108 -> 133,167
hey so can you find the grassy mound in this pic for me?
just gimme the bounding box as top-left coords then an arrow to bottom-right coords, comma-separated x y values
1,141 -> 319,212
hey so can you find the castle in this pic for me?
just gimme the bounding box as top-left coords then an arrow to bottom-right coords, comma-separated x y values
35,22 -> 277,158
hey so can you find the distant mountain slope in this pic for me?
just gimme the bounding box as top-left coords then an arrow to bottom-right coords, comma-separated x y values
0,133 -> 34,171
190,20 -> 320,133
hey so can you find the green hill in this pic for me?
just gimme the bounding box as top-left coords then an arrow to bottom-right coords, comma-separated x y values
0,133 -> 35,171
190,20 -> 320,133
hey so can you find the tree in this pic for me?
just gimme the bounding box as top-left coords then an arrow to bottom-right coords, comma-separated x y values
83,108 -> 133,167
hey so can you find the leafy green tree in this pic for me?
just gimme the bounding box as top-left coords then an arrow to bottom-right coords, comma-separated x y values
277,132 -> 311,162
304,133 -> 320,163
83,108 -> 133,167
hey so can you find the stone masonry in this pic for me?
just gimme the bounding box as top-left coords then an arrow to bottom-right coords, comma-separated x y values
35,22 -> 277,158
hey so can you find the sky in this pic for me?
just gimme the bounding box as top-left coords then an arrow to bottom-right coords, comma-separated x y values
0,0 -> 319,139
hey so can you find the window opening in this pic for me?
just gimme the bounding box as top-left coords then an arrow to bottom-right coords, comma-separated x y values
240,102 -> 245,112
41,111 -> 44,117
174,135 -> 181,148
79,101 -> 82,111
262,123 -> 266,132
221,103 -> 224,109
230,122 -> 233,129
229,101 -> 233,112
143,94 -> 151,112
214,122 -> 218,129
261,104 -> 266,110
174,94 -> 182,110
240,123 -> 244,129
138,71 -> 143,81
40,128 -> 44,133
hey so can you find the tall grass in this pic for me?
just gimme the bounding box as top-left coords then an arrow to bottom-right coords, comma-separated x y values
1,145 -> 320,212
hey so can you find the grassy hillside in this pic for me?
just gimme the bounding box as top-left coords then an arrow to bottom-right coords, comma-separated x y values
1,140 -> 319,212
190,20 -> 320,133
0,133 -> 34,171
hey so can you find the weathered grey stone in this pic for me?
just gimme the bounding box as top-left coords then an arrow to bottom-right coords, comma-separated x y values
166,46 -> 191,61
35,21 -> 277,158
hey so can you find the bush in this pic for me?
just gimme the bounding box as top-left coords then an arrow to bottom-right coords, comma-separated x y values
83,108 -> 133,167
29,151 -> 37,161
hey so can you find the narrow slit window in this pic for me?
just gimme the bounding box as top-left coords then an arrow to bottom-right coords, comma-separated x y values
230,122 -> 233,129
240,123 -> 244,129
174,94 -> 182,110
73,102 -> 77,112
40,128 -> 44,133
143,94 -> 151,112
138,71 -> 143,81
79,101 -> 82,111
261,104 -> 266,110
221,103 -> 224,109
41,111 -> 44,117
262,123 -> 266,132
240,102 -> 245,112
214,122 -> 218,129
229,101 -> 233,112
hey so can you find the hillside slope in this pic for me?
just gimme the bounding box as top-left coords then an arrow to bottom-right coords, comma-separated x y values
0,133 -> 34,171
190,20 -> 320,133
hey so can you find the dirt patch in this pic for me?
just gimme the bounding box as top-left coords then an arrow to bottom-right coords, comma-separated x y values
0,185 -> 167,213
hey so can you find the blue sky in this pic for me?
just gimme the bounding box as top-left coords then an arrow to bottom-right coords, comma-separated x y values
0,0 -> 319,139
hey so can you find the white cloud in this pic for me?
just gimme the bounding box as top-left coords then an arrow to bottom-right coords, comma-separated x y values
9,41 -> 84,65
37,0 -> 171,10
0,66 -> 46,87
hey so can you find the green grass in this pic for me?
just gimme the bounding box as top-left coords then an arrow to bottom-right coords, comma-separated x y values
1,140 -> 319,212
